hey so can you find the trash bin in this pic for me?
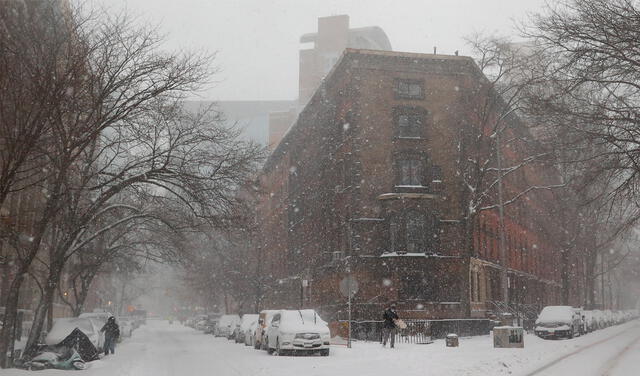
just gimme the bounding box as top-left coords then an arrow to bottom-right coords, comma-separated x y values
446,333 -> 459,347
493,326 -> 524,348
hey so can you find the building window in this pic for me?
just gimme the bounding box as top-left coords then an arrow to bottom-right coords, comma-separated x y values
396,79 -> 424,99
394,106 -> 426,139
398,113 -> 422,138
397,157 -> 424,186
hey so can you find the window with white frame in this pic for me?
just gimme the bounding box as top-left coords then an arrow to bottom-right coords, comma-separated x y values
396,79 -> 424,99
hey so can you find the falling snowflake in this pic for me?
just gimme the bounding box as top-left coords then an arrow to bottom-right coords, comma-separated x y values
382,278 -> 392,287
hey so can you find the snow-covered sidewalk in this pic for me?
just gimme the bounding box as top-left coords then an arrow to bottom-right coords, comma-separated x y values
4,319 -> 639,376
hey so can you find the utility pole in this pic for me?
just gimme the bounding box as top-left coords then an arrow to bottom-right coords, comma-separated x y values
496,128 -> 509,307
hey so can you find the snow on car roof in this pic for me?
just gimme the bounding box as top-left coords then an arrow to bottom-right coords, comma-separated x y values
536,306 -> 575,323
240,314 -> 259,330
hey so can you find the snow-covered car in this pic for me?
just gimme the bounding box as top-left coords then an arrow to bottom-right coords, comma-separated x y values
265,309 -> 330,356
46,317 -> 105,351
187,314 -> 207,329
215,314 -> 241,339
245,319 -> 259,347
195,318 -> 210,331
534,306 -> 581,339
581,310 -> 596,333
255,310 -> 279,350
235,314 -> 259,344
203,319 -> 217,334
592,310 -> 606,329
118,317 -> 135,338
603,310 -> 614,327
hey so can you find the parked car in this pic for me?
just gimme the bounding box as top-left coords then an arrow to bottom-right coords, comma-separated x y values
581,310 -> 596,333
254,310 -> 279,350
187,314 -> 207,329
235,314 -> 259,344
118,317 -> 135,338
265,309 -> 330,356
215,314 -> 241,339
195,318 -> 210,331
534,306 -> 582,339
203,319 -> 217,334
245,320 -> 260,347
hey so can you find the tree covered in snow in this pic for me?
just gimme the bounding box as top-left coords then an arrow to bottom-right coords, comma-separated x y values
0,3 -> 262,365
456,35 -> 564,316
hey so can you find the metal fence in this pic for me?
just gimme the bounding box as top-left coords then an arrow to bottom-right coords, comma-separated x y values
344,318 -> 498,344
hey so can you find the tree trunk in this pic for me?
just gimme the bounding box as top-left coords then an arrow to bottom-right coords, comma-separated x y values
72,278 -> 92,317
0,270 -> 26,367
560,247 -> 570,305
24,261 -> 62,358
585,249 -> 597,309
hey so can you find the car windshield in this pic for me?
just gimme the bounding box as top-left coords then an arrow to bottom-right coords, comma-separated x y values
3,1 -> 640,375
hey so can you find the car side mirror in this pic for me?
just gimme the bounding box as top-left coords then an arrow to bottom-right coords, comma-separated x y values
272,322 -> 279,328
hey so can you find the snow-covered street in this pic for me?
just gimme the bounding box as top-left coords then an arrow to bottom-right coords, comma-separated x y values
4,319 -> 640,376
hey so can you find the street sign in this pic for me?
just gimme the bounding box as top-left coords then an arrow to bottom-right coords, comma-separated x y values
339,275 -> 359,298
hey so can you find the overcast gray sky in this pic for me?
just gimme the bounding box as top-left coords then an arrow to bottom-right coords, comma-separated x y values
95,0 -> 547,101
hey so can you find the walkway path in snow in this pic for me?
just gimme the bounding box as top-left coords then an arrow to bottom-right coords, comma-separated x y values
4,319 -> 639,376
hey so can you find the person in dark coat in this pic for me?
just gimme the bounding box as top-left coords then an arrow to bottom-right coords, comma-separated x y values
382,303 -> 399,348
100,316 -> 120,355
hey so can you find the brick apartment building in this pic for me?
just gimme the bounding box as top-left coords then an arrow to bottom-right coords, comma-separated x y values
250,47 -> 585,322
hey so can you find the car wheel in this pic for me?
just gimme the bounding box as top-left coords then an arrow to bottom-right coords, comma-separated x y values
320,349 -> 330,357
266,338 -> 274,355
568,329 -> 574,339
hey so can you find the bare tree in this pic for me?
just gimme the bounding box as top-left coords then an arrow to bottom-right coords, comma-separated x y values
0,1 -> 86,207
21,97 -> 262,355
519,0 -> 640,308
57,208 -> 186,317
0,3 -> 221,365
455,35 -> 567,316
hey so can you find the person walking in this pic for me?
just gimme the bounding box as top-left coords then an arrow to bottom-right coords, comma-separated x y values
100,316 -> 120,356
382,303 -> 399,348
